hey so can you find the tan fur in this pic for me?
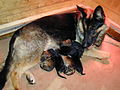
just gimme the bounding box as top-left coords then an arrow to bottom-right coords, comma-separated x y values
10,56 -> 40,90
1,6 -> 109,89
83,47 -> 110,59
1,23 -> 50,90
61,56 -> 74,67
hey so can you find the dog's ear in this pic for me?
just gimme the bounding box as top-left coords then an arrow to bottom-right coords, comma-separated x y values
76,5 -> 87,18
93,5 -> 105,21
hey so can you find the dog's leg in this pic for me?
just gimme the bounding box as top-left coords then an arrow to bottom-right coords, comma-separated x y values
10,69 -> 21,90
83,47 -> 110,59
10,57 -> 40,90
24,71 -> 36,85
73,57 -> 85,75
10,69 -> 36,90
0,61 -> 36,85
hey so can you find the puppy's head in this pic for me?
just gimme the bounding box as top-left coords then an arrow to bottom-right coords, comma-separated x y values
61,56 -> 75,75
77,5 -> 106,48
40,51 -> 55,72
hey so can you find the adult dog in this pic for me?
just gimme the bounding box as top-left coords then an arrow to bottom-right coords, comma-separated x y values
0,5 -> 107,90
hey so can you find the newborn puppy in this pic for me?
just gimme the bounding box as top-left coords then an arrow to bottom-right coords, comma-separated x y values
40,49 -> 75,79
40,41 -> 85,79
40,51 -> 55,72
59,41 -> 85,75
40,39 -> 75,79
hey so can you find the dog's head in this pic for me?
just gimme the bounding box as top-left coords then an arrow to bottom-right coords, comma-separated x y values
76,5 -> 107,48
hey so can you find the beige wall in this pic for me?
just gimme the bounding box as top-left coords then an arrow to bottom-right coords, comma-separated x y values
0,0 -> 120,30
0,0 -> 82,24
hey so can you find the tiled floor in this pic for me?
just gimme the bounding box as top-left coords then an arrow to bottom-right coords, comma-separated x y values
0,35 -> 120,90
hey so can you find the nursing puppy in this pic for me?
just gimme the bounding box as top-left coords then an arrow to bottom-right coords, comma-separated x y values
40,40 -> 75,79
40,41 -> 85,79
40,39 -> 72,72
60,41 -> 85,75
0,5 -> 106,90
47,49 -> 75,79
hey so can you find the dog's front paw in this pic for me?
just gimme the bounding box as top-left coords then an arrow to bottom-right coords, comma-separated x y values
25,71 -> 36,85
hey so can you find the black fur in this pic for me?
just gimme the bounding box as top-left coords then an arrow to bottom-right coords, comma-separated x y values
33,13 -> 77,41
60,41 -> 85,75
39,5 -> 105,79
78,5 -> 105,48
47,49 -> 67,79
0,5 -> 106,89
42,41 -> 85,79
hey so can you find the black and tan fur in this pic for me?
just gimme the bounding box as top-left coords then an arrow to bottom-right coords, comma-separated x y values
0,5 -> 107,90
40,5 -> 108,79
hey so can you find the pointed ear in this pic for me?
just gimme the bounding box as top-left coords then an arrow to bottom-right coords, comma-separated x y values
76,5 -> 87,18
93,5 -> 105,20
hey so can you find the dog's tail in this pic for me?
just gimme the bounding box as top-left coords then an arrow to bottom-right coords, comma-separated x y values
0,55 -> 12,90
0,32 -> 17,90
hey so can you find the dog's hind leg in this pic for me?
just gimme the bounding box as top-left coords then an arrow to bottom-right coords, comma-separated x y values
0,61 -> 36,86
10,69 -> 21,90
10,55 -> 40,90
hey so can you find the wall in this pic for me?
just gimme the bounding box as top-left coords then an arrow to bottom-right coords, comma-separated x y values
0,0 -> 120,36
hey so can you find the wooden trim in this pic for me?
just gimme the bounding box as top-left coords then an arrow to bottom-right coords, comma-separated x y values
0,6 -> 77,36
107,28 -> 120,42
0,4 -> 120,42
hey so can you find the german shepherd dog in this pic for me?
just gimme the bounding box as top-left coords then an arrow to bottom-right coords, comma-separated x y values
0,5 -> 107,90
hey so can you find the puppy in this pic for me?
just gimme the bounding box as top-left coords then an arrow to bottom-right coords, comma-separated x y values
40,49 -> 75,79
40,41 -> 85,79
60,41 -> 85,75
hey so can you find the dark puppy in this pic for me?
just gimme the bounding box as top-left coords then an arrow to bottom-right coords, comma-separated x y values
40,41 -> 85,79
60,41 -> 85,75
40,49 -> 75,79
40,39 -> 75,79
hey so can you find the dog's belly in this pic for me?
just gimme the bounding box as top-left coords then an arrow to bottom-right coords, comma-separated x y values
13,37 -> 43,60
11,24 -> 48,61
